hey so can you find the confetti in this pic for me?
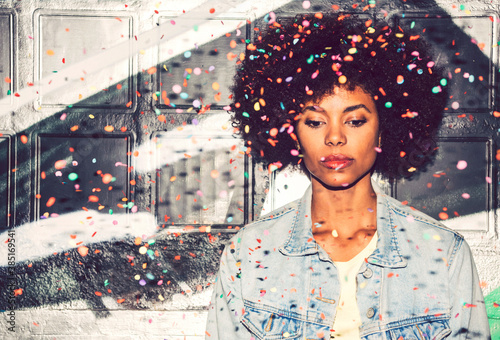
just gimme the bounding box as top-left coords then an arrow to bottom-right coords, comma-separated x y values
78,246 -> 89,257
456,160 -> 467,170
438,212 -> 448,220
54,160 -> 67,170
46,197 -> 56,207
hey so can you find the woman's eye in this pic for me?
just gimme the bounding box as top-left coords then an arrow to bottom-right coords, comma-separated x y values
346,119 -> 367,127
305,120 -> 323,128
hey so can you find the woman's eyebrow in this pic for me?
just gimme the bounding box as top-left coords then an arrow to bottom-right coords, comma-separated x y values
303,103 -> 372,113
343,104 -> 372,113
302,105 -> 325,112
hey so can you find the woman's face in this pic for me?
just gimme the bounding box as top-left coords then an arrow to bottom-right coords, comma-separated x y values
296,86 -> 379,188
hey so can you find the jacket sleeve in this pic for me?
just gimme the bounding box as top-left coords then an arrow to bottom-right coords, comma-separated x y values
205,238 -> 252,340
448,236 -> 491,339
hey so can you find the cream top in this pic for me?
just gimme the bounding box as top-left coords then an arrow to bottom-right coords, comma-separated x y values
330,231 -> 378,339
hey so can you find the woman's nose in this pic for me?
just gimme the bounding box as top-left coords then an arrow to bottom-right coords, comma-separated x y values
325,124 -> 346,146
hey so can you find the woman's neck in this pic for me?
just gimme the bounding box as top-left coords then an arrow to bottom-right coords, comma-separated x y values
310,173 -> 377,237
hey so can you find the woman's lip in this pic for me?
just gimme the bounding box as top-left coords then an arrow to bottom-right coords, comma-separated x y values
321,154 -> 353,162
321,160 -> 353,170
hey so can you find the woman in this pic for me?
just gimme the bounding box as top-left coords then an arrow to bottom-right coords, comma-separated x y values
206,12 -> 490,339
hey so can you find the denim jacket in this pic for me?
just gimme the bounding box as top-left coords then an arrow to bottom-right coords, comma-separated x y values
206,182 -> 490,339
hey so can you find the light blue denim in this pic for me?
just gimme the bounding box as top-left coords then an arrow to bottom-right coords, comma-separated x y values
206,182 -> 491,339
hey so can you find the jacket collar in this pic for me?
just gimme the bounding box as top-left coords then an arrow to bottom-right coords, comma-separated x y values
279,178 -> 407,268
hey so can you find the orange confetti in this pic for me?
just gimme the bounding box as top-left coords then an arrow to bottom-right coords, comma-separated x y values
117,298 -> 125,303
102,173 -> 113,184
94,291 -> 102,296
209,8 -> 215,13
226,52 -> 237,61
130,179 -> 136,185
20,135 -> 28,144
54,160 -> 67,169
46,197 -> 56,207
88,195 -> 99,202
212,82 -> 220,91
104,125 -> 114,132
176,194 -> 181,201
46,49 -> 55,56
147,66 -> 157,75
70,125 -> 79,131
14,288 -> 23,296
4,77 -> 11,83
170,176 -> 176,182
438,212 -> 449,220
210,170 -> 219,179
78,246 -> 89,257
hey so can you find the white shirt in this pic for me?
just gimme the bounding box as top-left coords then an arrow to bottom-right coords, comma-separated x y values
331,231 -> 378,339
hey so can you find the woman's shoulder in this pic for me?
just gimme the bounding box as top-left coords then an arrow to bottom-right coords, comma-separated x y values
381,193 -> 465,243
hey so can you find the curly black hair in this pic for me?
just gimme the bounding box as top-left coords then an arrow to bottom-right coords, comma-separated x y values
231,12 -> 447,179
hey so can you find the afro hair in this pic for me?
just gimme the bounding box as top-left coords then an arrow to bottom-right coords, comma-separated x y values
231,12 -> 448,180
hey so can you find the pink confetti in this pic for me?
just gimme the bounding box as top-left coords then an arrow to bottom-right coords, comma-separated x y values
486,177 -> 492,183
456,160 -> 467,170
302,1 -> 311,9
462,193 -> 470,199
172,84 -> 182,93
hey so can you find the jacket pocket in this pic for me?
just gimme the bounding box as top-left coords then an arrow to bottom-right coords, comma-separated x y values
388,319 -> 451,340
241,301 -> 303,339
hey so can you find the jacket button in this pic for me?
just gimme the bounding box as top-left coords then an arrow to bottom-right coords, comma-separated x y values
363,268 -> 373,279
366,308 -> 375,318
